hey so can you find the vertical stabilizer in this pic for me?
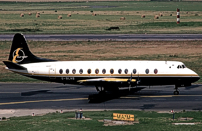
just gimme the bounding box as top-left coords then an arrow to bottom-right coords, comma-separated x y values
8,33 -> 55,64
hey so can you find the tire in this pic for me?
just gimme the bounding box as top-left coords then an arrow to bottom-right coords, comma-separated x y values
173,91 -> 179,95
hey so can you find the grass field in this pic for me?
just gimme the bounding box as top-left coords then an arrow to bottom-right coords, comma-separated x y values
1,110 -> 202,131
1,1 -> 202,34
0,40 -> 201,83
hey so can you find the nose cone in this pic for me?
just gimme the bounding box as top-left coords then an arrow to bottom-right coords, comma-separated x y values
195,73 -> 200,82
195,74 -> 200,80
191,70 -> 200,83
185,68 -> 200,83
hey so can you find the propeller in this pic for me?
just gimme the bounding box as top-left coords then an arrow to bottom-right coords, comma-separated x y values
136,73 -> 141,89
128,73 -> 133,91
137,73 -> 140,85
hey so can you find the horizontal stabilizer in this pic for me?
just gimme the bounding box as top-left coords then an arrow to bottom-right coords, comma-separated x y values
3,61 -> 27,70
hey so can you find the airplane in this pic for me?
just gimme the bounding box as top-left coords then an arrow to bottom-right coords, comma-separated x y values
3,33 -> 200,95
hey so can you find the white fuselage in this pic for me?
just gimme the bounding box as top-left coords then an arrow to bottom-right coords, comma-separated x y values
22,61 -> 195,76
11,60 -> 199,86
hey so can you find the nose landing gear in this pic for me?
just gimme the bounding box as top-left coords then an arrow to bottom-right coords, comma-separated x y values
173,85 -> 179,95
173,90 -> 179,95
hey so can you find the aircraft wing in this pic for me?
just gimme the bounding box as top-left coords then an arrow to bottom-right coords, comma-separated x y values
77,78 -> 136,85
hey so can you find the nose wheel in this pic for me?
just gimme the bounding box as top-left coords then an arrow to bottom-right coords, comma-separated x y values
173,90 -> 179,95
173,85 -> 179,95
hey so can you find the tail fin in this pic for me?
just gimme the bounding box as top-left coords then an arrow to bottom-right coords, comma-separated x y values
8,33 -> 56,64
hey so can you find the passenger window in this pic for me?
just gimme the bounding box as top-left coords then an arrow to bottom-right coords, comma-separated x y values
118,69 -> 122,74
66,69 -> 69,74
133,69 -> 137,74
72,69 -> 76,74
102,69 -> 106,74
154,69 -> 158,74
79,69 -> 83,74
110,69 -> 114,74
59,69 -> 63,74
95,69 -> 99,74
87,69 -> 91,74
124,69 -> 128,74
145,69 -> 149,74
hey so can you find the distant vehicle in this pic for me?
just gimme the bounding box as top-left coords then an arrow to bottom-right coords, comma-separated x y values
3,33 -> 200,95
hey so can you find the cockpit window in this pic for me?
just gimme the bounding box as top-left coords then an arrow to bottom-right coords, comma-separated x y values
177,65 -> 182,69
182,65 -> 186,68
177,65 -> 186,69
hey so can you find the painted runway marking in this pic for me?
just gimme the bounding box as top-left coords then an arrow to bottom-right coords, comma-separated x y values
0,95 -> 202,105
121,95 -> 202,99
0,92 -> 19,93
0,98 -> 88,106
141,95 -> 173,98
120,97 -> 139,99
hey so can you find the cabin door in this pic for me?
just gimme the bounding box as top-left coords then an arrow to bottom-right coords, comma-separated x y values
49,66 -> 56,79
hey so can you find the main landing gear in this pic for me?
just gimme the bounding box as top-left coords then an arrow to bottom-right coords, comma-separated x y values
95,86 -> 119,94
95,86 -> 106,94
173,85 -> 179,95
96,86 -> 104,92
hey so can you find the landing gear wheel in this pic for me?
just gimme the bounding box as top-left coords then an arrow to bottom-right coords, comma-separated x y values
95,86 -> 105,92
173,91 -> 179,95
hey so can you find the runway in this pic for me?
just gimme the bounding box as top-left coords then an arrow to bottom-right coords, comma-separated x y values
1,34 -> 202,41
0,83 -> 202,111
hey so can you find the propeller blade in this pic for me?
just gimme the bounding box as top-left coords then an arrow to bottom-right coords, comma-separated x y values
129,84 -> 131,91
128,73 -> 132,91
130,73 -> 132,81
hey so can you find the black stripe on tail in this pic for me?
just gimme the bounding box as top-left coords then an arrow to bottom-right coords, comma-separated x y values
8,33 -> 56,64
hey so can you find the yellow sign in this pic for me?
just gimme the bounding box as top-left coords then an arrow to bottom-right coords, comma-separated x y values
113,113 -> 134,121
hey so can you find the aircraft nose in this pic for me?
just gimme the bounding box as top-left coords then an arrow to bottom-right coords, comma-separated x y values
187,69 -> 200,83
196,73 -> 200,81
192,70 -> 200,82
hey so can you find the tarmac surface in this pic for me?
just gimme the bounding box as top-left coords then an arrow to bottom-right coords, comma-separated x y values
1,34 -> 202,41
0,83 -> 202,117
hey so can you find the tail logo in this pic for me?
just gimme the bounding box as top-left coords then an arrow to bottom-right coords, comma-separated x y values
12,48 -> 28,63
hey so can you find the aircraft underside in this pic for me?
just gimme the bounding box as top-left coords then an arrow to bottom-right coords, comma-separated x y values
25,75 -> 197,86
22,74 -> 199,95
